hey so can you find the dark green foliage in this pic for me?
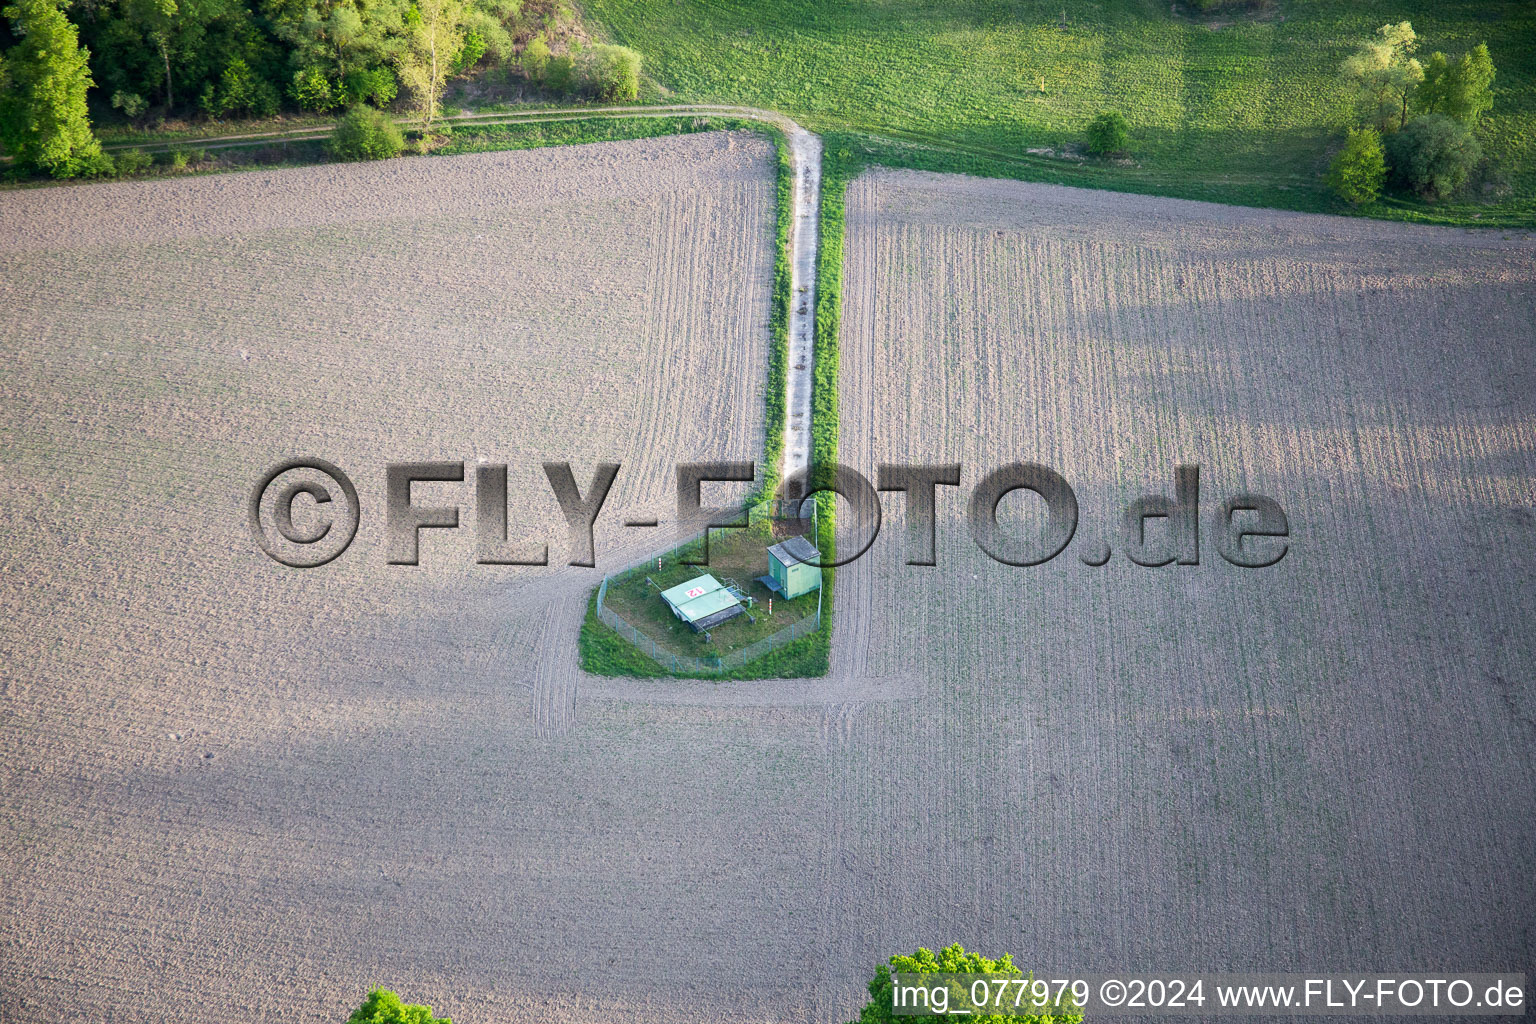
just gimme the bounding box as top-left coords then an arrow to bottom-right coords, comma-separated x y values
0,0 -> 106,177
200,56 -> 280,117
110,145 -> 154,173
1385,113 -> 1482,199
111,89 -> 148,118
340,65 -> 397,106
1084,109 -> 1129,157
1326,127 -> 1386,205
543,51 -> 574,93
851,945 -> 1084,1024
581,42 -> 639,100
347,988 -> 450,1024
77,0 -> 269,117
327,103 -> 403,158
760,130 -> 792,498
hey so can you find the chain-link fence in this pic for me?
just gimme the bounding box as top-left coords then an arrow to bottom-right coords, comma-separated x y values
594,498 -> 822,675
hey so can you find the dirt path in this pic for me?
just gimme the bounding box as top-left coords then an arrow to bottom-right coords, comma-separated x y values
782,127 -> 822,480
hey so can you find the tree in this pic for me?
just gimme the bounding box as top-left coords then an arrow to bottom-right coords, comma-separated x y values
199,55 -> 280,116
0,0 -> 106,178
1418,42 -> 1494,126
394,0 -> 464,122
1385,113 -> 1482,199
462,0 -> 516,66
340,64 -> 396,105
851,945 -> 1083,1024
1085,109 -> 1129,157
1343,21 -> 1422,131
1325,127 -> 1386,205
347,988 -> 451,1024
327,103 -> 403,158
261,0 -> 409,96
291,63 -> 335,108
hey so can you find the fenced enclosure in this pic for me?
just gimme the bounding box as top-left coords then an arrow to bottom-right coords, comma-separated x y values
594,498 -> 823,675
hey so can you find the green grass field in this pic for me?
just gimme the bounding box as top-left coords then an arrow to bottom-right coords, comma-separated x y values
587,0 -> 1536,225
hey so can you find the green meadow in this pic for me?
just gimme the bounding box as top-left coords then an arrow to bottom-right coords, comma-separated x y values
587,0 -> 1536,224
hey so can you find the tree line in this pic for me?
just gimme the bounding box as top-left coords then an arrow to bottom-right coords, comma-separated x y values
0,0 -> 640,177
1329,22 -> 1495,205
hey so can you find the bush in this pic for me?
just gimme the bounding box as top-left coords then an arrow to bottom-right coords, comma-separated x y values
581,43 -> 641,101
327,105 -> 405,161
200,58 -> 280,119
290,66 -> 335,112
452,29 -> 486,74
1325,127 -> 1387,205
109,147 -> 153,175
544,54 -> 575,94
521,34 -> 550,81
1385,113 -> 1482,199
111,90 -> 147,120
340,67 -> 397,108
347,988 -> 450,1024
153,147 -> 191,170
1085,110 -> 1130,157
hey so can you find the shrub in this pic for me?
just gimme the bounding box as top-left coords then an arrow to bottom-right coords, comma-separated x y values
200,58 -> 280,119
851,945 -> 1083,1023
1326,127 -> 1387,205
109,147 -> 153,175
111,90 -> 147,120
452,28 -> 486,74
1085,110 -> 1130,157
327,105 -> 405,160
544,53 -> 575,94
340,67 -> 397,108
290,66 -> 335,112
1385,113 -> 1482,199
581,43 -> 641,101
347,988 -> 450,1024
521,34 -> 550,80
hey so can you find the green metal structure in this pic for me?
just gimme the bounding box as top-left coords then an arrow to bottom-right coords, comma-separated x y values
762,536 -> 822,600
659,574 -> 746,632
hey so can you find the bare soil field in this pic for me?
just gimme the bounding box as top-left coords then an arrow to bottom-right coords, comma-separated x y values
832,170 -> 1536,986
0,133 -> 812,1023
5,137 -> 1535,1024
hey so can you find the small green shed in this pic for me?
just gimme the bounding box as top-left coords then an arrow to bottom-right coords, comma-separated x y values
762,536 -> 822,600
